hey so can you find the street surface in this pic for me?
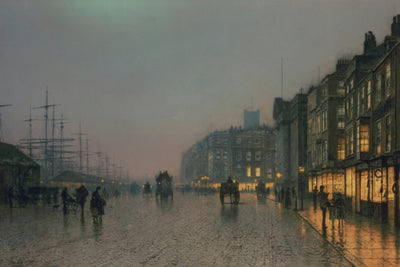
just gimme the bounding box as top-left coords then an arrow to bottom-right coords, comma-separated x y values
0,192 -> 352,266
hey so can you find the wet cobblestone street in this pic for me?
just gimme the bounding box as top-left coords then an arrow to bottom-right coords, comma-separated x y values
1,193 -> 351,266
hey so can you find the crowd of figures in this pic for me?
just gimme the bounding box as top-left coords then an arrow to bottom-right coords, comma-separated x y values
274,186 -> 298,210
7,184 -> 123,226
315,185 -> 345,229
274,184 -> 346,230
60,186 -> 120,224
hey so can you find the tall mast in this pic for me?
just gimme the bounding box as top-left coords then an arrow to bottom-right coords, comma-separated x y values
86,138 -> 89,175
33,90 -> 59,183
281,56 -> 284,99
73,122 -> 87,174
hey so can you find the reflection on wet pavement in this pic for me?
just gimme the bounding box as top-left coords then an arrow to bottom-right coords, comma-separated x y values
0,193 -> 352,266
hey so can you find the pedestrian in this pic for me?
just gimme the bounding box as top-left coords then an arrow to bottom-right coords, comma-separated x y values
318,185 -> 329,229
335,193 -> 345,228
312,186 -> 318,210
291,186 -> 297,210
285,187 -> 291,209
280,187 -> 285,203
76,184 -> 89,216
91,186 -> 106,223
61,187 -> 69,214
328,198 -> 336,228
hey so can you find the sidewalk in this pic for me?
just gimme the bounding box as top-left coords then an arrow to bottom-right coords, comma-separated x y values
295,198 -> 400,267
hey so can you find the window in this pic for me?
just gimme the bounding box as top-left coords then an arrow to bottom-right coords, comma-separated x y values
360,86 -> 365,114
247,166 -> 251,177
236,151 -> 242,161
377,74 -> 382,103
350,96 -> 353,119
255,138 -> 261,145
224,164 -> 228,178
255,151 -> 261,161
356,92 -> 360,117
322,110 -> 327,132
386,115 -> 391,152
367,80 -> 371,109
215,150 -> 220,160
246,151 -> 251,161
349,127 -> 354,155
377,120 -> 382,155
337,105 -> 345,129
360,125 -> 369,153
337,81 -> 345,95
223,138 -> 228,145
386,64 -> 391,98
223,150 -> 228,160
236,138 -> 241,144
322,140 -> 328,163
338,138 -> 345,160
236,165 -> 242,178
356,125 -> 360,154
255,167 -> 261,177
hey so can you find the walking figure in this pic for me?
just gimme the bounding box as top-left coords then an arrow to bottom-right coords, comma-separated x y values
312,186 -> 318,210
291,186 -> 297,210
285,187 -> 291,209
61,187 -> 69,214
76,185 -> 89,216
90,186 -> 106,223
334,193 -> 345,228
318,185 -> 330,229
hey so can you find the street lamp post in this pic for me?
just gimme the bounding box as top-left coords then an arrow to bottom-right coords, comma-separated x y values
298,166 -> 305,211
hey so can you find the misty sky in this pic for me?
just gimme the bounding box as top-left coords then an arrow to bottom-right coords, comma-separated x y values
1,0 -> 400,181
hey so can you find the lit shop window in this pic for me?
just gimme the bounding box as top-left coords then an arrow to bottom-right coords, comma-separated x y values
247,166 -> 251,177
255,167 -> 261,177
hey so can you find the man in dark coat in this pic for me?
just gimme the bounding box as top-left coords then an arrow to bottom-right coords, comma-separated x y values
76,185 -> 89,216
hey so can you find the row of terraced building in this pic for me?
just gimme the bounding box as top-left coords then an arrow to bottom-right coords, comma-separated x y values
273,15 -> 400,226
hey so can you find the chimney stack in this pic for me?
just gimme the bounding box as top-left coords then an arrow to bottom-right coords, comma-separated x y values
363,31 -> 377,54
391,14 -> 400,37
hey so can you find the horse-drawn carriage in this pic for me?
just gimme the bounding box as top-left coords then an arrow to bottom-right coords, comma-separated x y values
256,181 -> 266,199
155,171 -> 173,200
143,182 -> 152,197
220,177 -> 240,204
